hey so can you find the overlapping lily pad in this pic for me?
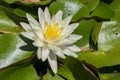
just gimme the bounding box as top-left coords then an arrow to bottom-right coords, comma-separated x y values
75,19 -> 97,47
49,0 -> 100,22
91,2 -> 114,19
78,20 -> 120,68
0,5 -> 21,33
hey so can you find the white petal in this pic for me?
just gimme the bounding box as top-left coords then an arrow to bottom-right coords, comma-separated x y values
38,7 -> 45,29
33,39 -> 43,47
25,14 -> 43,39
68,45 -> 81,52
63,48 -> 78,58
41,47 -> 50,61
57,38 -> 70,45
51,10 -> 63,24
34,30 -> 44,40
69,34 -> 82,42
48,44 -> 66,59
58,34 -> 82,45
21,32 -> 35,40
44,7 -> 51,24
26,14 -> 41,30
60,15 -> 72,28
62,23 -> 79,38
20,22 -> 31,31
37,48 -> 42,59
48,52 -> 57,73
55,10 -> 63,22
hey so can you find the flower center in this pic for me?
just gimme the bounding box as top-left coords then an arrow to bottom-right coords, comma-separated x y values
45,23 -> 62,43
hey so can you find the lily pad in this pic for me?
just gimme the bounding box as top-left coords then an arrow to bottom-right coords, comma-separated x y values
43,71 -> 64,80
74,19 -> 97,47
58,65 -> 76,80
77,21 -> 120,68
111,0 -> 120,22
3,0 -> 52,5
49,0 -> 89,22
0,33 -> 33,69
61,56 -> 97,80
0,5 -> 21,33
91,2 -> 114,19
0,64 -> 39,80
78,45 -> 120,68
98,21 -> 120,51
100,73 -> 120,80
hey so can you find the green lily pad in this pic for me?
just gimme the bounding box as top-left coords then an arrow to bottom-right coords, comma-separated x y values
100,73 -> 120,80
3,0 -> 19,4
20,0 -> 52,5
58,65 -> 76,80
43,71 -> 64,80
91,23 -> 101,45
49,0 -> 100,22
111,0 -> 120,22
0,64 -> 39,80
0,5 -> 21,33
61,56 -> 97,80
98,21 -> 120,52
91,2 -> 114,19
77,21 -> 120,68
3,0 -> 52,5
75,19 -> 97,47
49,0 -> 89,22
0,33 -> 33,69
84,0 -> 100,12
78,45 -> 120,68
13,6 -> 37,18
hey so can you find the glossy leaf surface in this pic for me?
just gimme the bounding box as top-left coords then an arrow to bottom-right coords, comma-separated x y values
0,33 -> 33,68
0,64 -> 39,80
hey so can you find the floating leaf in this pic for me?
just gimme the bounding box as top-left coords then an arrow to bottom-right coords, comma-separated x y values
91,2 -> 114,19
77,21 -> 120,68
98,21 -> 120,51
78,45 -> 120,68
13,5 -> 37,18
91,23 -> 101,45
0,64 -> 39,80
3,0 -> 52,5
0,33 -> 33,68
111,0 -> 120,22
74,19 -> 97,47
49,0 -> 90,22
84,0 -> 100,11
58,65 -> 76,80
61,56 -> 97,80
100,73 -> 120,80
20,0 -> 52,6
43,71 -> 64,80
3,0 -> 19,4
0,5 -> 21,33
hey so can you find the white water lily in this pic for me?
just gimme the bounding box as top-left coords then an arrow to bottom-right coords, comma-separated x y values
20,7 -> 82,73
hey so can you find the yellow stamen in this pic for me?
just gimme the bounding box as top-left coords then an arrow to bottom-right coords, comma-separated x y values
45,23 -> 62,42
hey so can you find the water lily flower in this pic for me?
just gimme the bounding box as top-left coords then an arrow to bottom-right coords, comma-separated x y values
20,7 -> 82,73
